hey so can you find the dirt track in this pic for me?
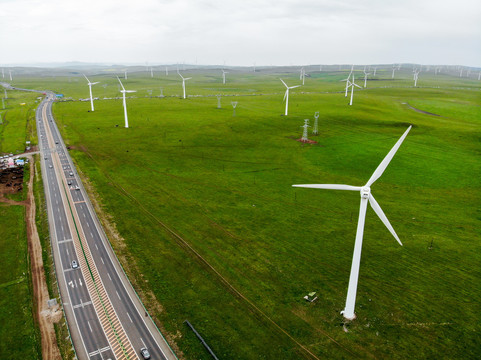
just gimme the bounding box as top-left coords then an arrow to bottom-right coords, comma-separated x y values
0,157 -> 62,360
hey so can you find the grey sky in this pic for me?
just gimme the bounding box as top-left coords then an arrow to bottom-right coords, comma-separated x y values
1,0 -> 480,66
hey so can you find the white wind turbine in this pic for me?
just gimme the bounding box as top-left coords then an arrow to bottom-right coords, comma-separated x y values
392,65 -> 397,79
363,67 -> 371,88
124,70 -> 128,80
342,67 -> 354,97
222,70 -> 228,84
83,74 -> 100,112
178,71 -> 192,99
413,69 -> 420,87
117,77 -> 136,128
348,74 -> 362,105
293,126 -> 412,320
9,70 -> 13,81
280,78 -> 301,116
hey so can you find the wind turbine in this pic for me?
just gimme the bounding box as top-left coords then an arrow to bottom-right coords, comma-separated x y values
363,67 -> 371,88
124,71 -> 128,80
300,67 -> 306,85
392,65 -> 396,79
222,70 -> 228,84
293,126 -> 412,320
83,74 -> 100,112
9,70 -> 12,81
413,69 -> 420,87
280,78 -> 301,116
178,71 -> 192,99
348,75 -> 362,105
117,77 -> 136,128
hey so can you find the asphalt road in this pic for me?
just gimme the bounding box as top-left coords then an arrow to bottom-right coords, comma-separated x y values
34,91 -> 176,360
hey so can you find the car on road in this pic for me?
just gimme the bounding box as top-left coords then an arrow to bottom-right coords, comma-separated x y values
75,185 -> 80,190
140,348 -> 151,359
69,172 -> 74,176
49,165 -> 53,168
67,180 -> 72,185
71,260 -> 79,269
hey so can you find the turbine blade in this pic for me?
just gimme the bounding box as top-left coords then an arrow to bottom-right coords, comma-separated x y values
368,195 -> 403,246
185,77 -> 192,80
91,82 -> 100,85
354,83 -> 362,89
83,74 -> 90,82
290,85 -> 302,89
365,126 -> 412,187
117,76 -> 125,91
280,78 -> 288,88
292,184 -> 361,191
178,72 -> 184,80
283,90 -> 287,101
125,90 -> 137,93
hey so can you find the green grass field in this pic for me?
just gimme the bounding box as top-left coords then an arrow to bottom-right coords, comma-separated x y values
0,90 -> 39,154
12,67 -> 481,359
0,204 -> 41,360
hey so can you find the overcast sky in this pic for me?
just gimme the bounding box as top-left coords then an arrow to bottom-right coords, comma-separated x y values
1,0 -> 480,67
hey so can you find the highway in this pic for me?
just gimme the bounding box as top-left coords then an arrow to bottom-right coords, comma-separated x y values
33,90 -> 177,360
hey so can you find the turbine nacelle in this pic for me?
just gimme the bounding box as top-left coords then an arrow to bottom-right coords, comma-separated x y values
360,186 -> 371,199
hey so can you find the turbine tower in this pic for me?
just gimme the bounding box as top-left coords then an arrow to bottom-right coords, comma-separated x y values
293,126 -> 412,320
178,71 -> 192,99
83,74 -> 100,112
280,78 -> 301,116
124,70 -> 128,80
9,70 -> 12,81
392,65 -> 396,79
348,75 -> 362,106
117,77 -> 136,128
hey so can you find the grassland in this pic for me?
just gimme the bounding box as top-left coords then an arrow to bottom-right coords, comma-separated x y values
0,90 -> 39,154
14,67 -> 481,359
0,204 -> 41,359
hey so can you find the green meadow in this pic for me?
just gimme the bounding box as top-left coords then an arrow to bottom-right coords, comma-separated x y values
0,205 -> 41,359
0,90 -> 39,154
12,67 -> 481,359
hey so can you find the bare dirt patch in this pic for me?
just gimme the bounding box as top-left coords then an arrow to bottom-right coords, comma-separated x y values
0,167 -> 25,196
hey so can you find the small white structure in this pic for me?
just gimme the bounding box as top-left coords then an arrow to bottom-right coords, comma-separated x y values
312,112 -> 319,135
300,119 -> 310,142
231,101 -> 238,116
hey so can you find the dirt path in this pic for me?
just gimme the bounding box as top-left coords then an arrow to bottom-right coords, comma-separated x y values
406,103 -> 441,116
25,155 -> 62,360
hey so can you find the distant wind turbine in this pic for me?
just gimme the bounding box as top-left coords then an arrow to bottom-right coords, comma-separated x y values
83,74 -> 100,112
222,70 -> 228,84
178,71 -> 192,99
293,126 -> 412,320
392,66 -> 396,79
363,67 -> 371,88
117,77 -> 136,128
413,69 -> 420,87
124,71 -> 128,80
9,70 -> 12,81
280,78 -> 301,116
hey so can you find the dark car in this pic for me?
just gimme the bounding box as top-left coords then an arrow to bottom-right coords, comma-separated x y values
140,348 -> 151,359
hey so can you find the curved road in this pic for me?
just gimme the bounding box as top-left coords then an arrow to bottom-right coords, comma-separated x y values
30,88 -> 177,360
